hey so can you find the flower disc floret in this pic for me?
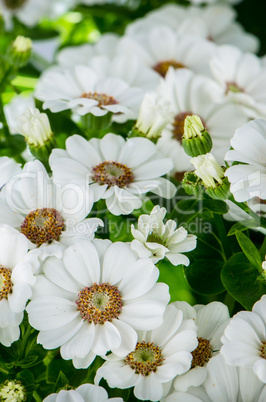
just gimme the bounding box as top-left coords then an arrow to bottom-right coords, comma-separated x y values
0,380 -> 26,402
92,161 -> 134,188
21,208 -> 64,246
125,341 -> 164,376
259,341 -> 266,359
153,60 -> 185,78
81,92 -> 118,108
191,337 -> 213,369
76,283 -> 123,325
0,266 -> 12,301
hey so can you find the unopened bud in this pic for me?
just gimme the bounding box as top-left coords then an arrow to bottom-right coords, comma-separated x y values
182,115 -> 213,157
8,36 -> 32,68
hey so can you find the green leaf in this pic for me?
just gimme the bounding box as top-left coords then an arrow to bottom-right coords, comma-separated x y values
228,220 -> 259,236
221,253 -> 266,310
17,355 -> 39,368
235,231 -> 262,273
185,259 -> 225,295
53,371 -> 69,393
201,198 -> 229,214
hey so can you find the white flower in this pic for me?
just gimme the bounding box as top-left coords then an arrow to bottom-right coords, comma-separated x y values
131,205 -> 197,265
4,94 -> 35,135
43,383 -> 123,402
173,301 -> 230,392
50,133 -> 176,216
118,27 -> 215,78
0,379 -> 27,402
35,65 -> 144,123
163,354 -> 266,402
156,68 -> 247,174
191,153 -> 224,188
135,93 -> 174,139
0,225 -> 37,346
210,45 -> 266,118
12,35 -> 32,53
225,119 -> 266,202
125,4 -> 259,53
96,303 -> 197,402
17,108 -> 53,147
0,156 -> 21,190
221,294 -> 266,383
27,239 -> 170,368
0,160 -> 101,248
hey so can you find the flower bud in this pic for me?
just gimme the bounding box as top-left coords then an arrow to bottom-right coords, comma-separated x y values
8,35 -> 32,68
133,93 -> 174,140
182,171 -> 204,197
191,153 -> 230,200
0,380 -> 26,401
182,115 -> 213,157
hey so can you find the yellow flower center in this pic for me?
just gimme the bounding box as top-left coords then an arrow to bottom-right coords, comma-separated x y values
92,161 -> 134,188
153,60 -> 186,78
0,265 -> 12,301
191,337 -> 213,369
125,341 -> 164,376
81,92 -> 118,109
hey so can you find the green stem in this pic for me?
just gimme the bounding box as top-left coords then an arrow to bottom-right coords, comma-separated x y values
229,195 -> 266,228
213,213 -> 231,260
260,235 -> 266,260
0,95 -> 11,140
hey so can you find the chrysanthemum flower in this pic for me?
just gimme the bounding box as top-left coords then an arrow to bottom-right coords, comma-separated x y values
50,133 -> 176,216
131,205 -> 197,265
210,45 -> 266,118
35,65 -> 144,123
27,239 -> 170,368
221,294 -> 266,383
163,354 -> 266,402
0,160 -> 101,248
43,383 -> 123,402
156,68 -> 247,176
96,303 -> 197,402
173,301 -> 230,392
225,119 -> 266,202
0,225 -> 37,346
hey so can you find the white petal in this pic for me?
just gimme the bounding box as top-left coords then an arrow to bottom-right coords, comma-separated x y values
102,242 -> 137,284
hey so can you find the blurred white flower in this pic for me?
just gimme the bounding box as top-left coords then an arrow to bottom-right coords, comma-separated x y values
17,108 -> 53,147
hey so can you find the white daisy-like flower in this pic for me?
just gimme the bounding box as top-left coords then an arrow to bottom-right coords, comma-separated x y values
57,33 -> 120,67
50,133 -> 176,216
118,27 -> 215,78
4,94 -> 35,135
225,119 -> 266,202
43,383 -> 123,402
96,303 -> 198,402
156,68 -> 247,175
35,65 -> 144,123
163,354 -> 266,402
0,225 -> 37,346
27,239 -> 170,368
17,108 -> 53,147
0,159 -> 102,248
172,301 -> 230,392
221,294 -> 266,383
0,156 -> 21,190
125,4 -> 259,53
210,45 -> 266,118
0,0 -> 75,28
131,205 -> 197,265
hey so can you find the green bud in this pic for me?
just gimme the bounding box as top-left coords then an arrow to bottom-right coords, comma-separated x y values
182,115 -> 213,157
182,171 -> 205,197
205,176 -> 231,200
8,36 -> 32,68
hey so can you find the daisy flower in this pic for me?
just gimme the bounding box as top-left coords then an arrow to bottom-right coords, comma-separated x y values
221,294 -> 266,383
96,303 -> 197,402
163,354 -> 266,402
225,119 -> 266,202
50,133 -> 176,216
172,301 -> 230,392
131,205 -> 197,265
43,383 -> 123,402
0,159 -> 101,248
27,239 -> 170,368
125,4 -> 259,53
118,27 -> 215,78
156,68 -> 247,176
35,65 -> 144,123
0,225 -> 37,346
210,45 -> 266,118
